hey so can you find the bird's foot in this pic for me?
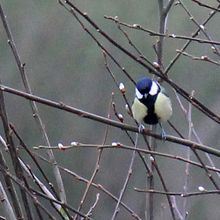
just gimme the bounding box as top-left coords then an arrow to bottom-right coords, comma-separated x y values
159,122 -> 167,142
138,124 -> 145,133
161,128 -> 167,142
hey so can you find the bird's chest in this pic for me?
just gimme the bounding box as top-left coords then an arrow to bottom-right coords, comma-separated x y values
132,96 -> 159,125
142,94 -> 158,124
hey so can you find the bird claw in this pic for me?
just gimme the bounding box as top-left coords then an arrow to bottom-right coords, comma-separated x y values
138,124 -> 145,133
159,123 -> 167,142
161,128 -> 167,142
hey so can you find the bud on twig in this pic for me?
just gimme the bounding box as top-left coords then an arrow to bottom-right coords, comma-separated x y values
119,82 -> 125,94
117,113 -> 124,122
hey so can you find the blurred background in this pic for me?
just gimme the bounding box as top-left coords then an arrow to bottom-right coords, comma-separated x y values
0,0 -> 220,219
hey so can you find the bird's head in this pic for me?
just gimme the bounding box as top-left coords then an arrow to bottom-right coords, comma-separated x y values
135,77 -> 159,100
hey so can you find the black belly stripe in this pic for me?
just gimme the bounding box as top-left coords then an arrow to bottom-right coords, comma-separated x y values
144,112 -> 158,124
140,87 -> 161,125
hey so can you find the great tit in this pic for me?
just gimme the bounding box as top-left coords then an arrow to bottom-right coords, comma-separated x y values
131,77 -> 172,134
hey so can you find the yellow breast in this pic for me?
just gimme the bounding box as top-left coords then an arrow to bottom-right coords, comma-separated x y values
154,93 -> 172,122
131,97 -> 148,123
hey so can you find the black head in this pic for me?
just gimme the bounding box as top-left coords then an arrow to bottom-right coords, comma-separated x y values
135,76 -> 161,101
135,77 -> 161,124
136,77 -> 152,95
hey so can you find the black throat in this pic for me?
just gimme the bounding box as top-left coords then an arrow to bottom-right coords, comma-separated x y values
140,88 -> 161,125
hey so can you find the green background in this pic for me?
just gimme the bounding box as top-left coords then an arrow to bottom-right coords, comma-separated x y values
0,1 -> 220,219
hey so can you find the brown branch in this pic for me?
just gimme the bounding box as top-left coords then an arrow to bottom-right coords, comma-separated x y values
0,150 -> 23,220
9,125 -> 71,219
106,16 -> 154,67
73,95 -> 113,219
1,84 -> 220,157
134,188 -> 220,197
103,52 -> 151,173
0,88 -> 33,219
61,0 -> 220,125
35,153 -> 142,220
111,132 -> 139,220
0,2 -> 67,205
59,0 -> 136,86
165,2 -> 220,74
34,143 -> 220,174
104,15 -> 220,46
178,0 -> 220,56
0,165 -> 90,220
176,50 -> 220,66
191,0 -> 220,12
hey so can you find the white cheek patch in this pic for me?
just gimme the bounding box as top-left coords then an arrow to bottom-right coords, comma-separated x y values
149,81 -> 159,96
135,88 -> 143,99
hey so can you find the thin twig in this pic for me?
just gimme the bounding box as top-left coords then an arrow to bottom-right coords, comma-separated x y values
111,132 -> 139,220
9,124 -> 60,199
182,90 -> 194,219
103,52 -> 151,173
176,50 -> 220,66
34,143 -> 220,174
1,84 -> 220,156
0,87 -> 33,219
35,153 -> 142,220
165,2 -> 220,74
0,181 -> 17,220
0,150 -> 23,219
62,0 -> 220,125
191,0 -> 220,12
74,94 -> 113,219
142,135 -> 176,220
0,165 -> 91,220
174,90 -> 220,180
0,2 -> 67,204
104,15 -> 220,46
178,0 -> 220,56
19,158 -> 71,219
59,0 -> 136,86
107,16 -> 154,67
134,188 -> 220,197
81,193 -> 100,220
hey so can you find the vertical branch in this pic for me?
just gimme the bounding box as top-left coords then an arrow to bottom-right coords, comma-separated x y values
157,0 -> 175,72
164,2 -> 220,75
143,134 -> 176,220
178,0 -> 220,56
147,1 -> 175,220
0,89 -> 33,219
0,3 -> 67,204
157,0 -> 165,67
0,151 -> 23,219
0,181 -> 17,220
182,91 -> 194,219
111,132 -> 139,220
145,131 -> 155,220
74,94 -> 113,219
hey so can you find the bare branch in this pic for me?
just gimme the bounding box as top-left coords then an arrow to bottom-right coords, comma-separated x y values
35,153 -> 142,220
61,0 -> 220,124
111,132 -> 139,220
0,181 -> 17,220
1,84 -> 220,156
104,16 -> 220,47
165,2 -> 220,74
191,0 -> 220,12
0,2 -> 67,205
134,188 -> 220,197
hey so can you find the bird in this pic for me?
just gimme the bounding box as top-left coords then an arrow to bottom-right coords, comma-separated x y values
131,76 -> 172,137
